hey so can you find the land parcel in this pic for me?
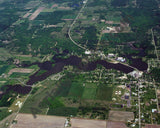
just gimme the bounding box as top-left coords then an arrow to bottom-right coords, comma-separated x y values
10,113 -> 66,128
108,110 -> 134,122
71,118 -> 107,128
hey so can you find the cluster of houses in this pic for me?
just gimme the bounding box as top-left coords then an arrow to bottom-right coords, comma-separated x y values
108,53 -> 126,62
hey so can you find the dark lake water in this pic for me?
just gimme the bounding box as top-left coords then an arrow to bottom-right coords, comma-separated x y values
0,54 -> 148,100
125,55 -> 148,71
26,55 -> 135,85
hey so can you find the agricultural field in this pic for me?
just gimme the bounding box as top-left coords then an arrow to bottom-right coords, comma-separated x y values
107,121 -> 128,128
108,111 -> 134,122
10,113 -> 66,128
20,68 -> 130,120
0,0 -> 160,127
21,70 -> 116,118
71,118 -> 107,128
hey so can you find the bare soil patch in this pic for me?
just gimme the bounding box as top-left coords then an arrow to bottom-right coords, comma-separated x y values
29,7 -> 45,20
51,4 -> 58,9
143,124 -> 160,128
16,55 -> 32,57
62,19 -> 73,21
8,68 -> 34,75
108,111 -> 134,122
58,7 -> 71,10
10,113 -> 66,128
71,118 -> 106,128
23,13 -> 31,18
106,121 -> 128,128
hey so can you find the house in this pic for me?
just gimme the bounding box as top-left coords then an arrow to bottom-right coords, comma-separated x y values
83,0 -> 87,4
108,53 -> 115,57
101,19 -> 105,22
85,50 -> 91,55
128,71 -> 143,78
152,109 -> 157,113
125,95 -> 129,100
117,57 -> 125,62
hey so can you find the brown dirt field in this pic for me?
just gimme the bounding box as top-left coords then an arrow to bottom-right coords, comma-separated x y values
108,111 -> 134,122
62,19 -> 73,21
10,113 -> 66,128
105,21 -> 114,24
58,7 -> 71,10
51,4 -> 58,9
8,68 -> 34,75
16,55 -> 32,57
29,7 -> 45,20
157,89 -> 160,96
71,118 -> 107,128
23,13 -> 31,18
142,124 -> 160,128
106,121 -> 128,128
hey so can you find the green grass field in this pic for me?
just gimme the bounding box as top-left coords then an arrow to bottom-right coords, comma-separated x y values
68,82 -> 84,98
0,48 -> 12,61
82,83 -> 97,100
0,65 -> 8,75
47,107 -> 78,116
96,85 -> 113,101
0,108 -> 11,121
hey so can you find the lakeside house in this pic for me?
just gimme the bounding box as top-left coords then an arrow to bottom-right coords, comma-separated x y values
117,57 -> 125,62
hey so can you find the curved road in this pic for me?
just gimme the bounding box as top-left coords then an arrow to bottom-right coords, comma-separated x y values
68,0 -> 88,50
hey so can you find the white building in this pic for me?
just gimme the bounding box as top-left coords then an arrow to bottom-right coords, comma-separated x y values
108,53 -> 115,58
152,109 -> 157,113
117,57 -> 125,62
85,50 -> 91,55
128,70 -> 143,78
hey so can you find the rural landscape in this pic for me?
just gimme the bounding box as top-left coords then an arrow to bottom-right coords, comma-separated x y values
0,0 -> 160,128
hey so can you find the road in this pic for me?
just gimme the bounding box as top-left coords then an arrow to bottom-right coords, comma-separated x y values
68,0 -> 88,50
6,85 -> 35,128
153,79 -> 160,113
68,0 -> 142,74
138,81 -> 141,128
151,28 -> 159,61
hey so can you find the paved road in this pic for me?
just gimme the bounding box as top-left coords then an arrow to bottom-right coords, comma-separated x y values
68,0 -> 88,50
151,28 -> 159,61
153,79 -> 160,113
138,81 -> 141,128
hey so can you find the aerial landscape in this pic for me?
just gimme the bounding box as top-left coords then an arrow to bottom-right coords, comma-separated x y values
0,0 -> 160,128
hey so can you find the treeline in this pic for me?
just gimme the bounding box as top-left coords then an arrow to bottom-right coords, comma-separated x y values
81,26 -> 98,50
151,68 -> 160,83
137,0 -> 158,10
111,0 -> 129,7
36,11 -> 74,24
